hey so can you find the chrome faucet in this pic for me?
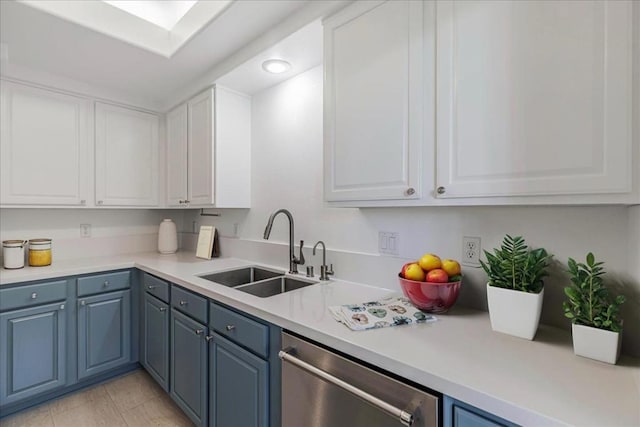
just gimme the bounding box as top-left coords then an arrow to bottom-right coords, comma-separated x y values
312,240 -> 334,281
263,209 -> 305,274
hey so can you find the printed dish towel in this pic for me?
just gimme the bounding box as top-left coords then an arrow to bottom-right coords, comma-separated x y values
328,296 -> 438,331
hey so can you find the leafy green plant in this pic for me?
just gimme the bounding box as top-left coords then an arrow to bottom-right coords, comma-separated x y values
563,253 -> 625,332
479,235 -> 551,293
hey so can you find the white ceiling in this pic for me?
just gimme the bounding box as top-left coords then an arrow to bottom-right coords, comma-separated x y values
217,20 -> 322,95
0,0 -> 317,108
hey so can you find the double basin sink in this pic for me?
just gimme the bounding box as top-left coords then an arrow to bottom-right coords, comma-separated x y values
198,266 -> 318,298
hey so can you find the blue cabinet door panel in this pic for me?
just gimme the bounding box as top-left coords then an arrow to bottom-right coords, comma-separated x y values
210,333 -> 268,427
78,290 -> 131,379
0,302 -> 66,405
143,293 -> 169,391
170,308 -> 207,427
444,396 -> 519,427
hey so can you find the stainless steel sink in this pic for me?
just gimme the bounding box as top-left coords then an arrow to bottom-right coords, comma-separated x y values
199,266 -> 284,287
235,276 -> 317,298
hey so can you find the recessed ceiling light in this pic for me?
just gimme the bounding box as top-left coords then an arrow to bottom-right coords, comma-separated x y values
262,59 -> 291,74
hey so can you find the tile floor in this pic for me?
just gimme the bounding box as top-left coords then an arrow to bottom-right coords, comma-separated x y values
0,369 -> 194,427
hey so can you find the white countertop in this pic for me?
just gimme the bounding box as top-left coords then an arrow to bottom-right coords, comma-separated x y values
1,252 -> 639,427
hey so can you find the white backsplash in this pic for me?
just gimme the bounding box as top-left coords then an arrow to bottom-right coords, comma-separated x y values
0,209 -> 183,261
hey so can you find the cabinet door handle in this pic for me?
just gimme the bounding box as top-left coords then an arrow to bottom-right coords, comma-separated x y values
80,300 -> 86,306
225,325 -> 235,331
31,292 -> 38,299
103,281 -> 110,287
195,329 -> 204,335
147,285 -> 156,290
205,335 -> 214,342
405,187 -> 415,196
179,300 -> 188,306
59,304 -> 65,310
436,186 -> 446,195
80,199 -> 86,205
159,307 -> 167,313
97,200 -> 103,205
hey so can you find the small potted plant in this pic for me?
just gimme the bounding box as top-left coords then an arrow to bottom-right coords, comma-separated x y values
480,235 -> 551,340
563,253 -> 625,364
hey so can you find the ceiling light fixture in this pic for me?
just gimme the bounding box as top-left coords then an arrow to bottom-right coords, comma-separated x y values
262,59 -> 292,74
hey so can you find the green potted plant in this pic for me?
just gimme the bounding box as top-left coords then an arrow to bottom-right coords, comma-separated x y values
564,253 -> 625,364
480,235 -> 551,340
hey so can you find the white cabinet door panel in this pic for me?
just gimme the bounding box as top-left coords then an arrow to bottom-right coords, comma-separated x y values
166,104 -> 188,207
187,90 -> 214,206
95,103 -> 159,206
0,82 -> 88,205
436,0 -> 633,198
324,0 -> 424,201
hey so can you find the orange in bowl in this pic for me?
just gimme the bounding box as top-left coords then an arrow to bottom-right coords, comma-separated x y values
398,274 -> 461,313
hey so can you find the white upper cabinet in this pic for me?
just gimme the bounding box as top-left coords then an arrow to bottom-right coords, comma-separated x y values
167,85 -> 250,208
436,0 -> 634,199
187,89 -> 215,206
0,81 -> 89,206
323,0 -> 427,202
166,104 -> 188,207
95,102 -> 160,206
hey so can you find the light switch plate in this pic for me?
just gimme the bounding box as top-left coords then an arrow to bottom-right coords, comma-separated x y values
379,231 -> 399,256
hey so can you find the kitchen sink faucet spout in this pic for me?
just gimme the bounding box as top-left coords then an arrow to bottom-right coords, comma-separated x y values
263,209 -> 305,274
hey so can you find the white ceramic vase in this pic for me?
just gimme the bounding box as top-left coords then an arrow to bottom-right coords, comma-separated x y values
572,323 -> 622,364
158,219 -> 178,254
486,283 -> 544,340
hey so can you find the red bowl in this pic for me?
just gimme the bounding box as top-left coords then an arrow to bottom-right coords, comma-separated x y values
398,274 -> 461,313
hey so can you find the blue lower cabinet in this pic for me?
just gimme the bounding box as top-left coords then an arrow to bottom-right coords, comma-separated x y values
170,308 -> 208,427
142,293 -> 169,391
0,302 -> 67,406
444,396 -> 519,427
77,290 -> 131,380
209,333 -> 269,427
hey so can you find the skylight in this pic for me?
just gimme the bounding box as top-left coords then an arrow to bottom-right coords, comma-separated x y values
102,1 -> 197,31
19,0 -> 233,57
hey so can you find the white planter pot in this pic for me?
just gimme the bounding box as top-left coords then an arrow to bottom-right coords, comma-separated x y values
572,323 -> 622,364
486,283 -> 544,340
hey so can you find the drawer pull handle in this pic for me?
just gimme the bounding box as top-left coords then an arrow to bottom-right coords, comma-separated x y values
59,304 -> 65,310
226,325 -> 235,331
159,307 -> 166,313
195,329 -> 204,335
31,292 -> 37,299
103,281 -> 110,287
80,300 -> 86,306
147,285 -> 157,290
179,300 -> 188,306
205,335 -> 214,342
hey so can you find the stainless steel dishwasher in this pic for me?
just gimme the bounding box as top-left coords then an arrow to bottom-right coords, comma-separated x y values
280,332 -> 439,427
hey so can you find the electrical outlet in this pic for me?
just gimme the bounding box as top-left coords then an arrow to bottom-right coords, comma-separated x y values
80,224 -> 91,238
462,236 -> 481,266
379,231 -> 399,256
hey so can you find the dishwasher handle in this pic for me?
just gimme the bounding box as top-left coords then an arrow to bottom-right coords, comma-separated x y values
279,348 -> 414,426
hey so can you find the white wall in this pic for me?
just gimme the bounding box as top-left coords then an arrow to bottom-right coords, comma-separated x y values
185,65 -> 640,356
0,208 -> 183,261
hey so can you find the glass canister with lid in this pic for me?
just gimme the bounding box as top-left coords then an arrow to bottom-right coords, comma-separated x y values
3,240 -> 27,269
28,239 -> 52,267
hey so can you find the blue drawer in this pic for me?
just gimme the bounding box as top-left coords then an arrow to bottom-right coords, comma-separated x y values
143,273 -> 169,303
210,303 -> 269,358
77,271 -> 130,297
0,280 -> 67,311
171,285 -> 207,324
